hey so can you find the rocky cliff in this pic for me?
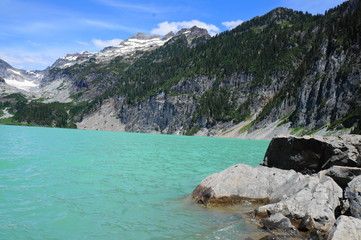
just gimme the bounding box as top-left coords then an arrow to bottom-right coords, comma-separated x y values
0,1 -> 360,137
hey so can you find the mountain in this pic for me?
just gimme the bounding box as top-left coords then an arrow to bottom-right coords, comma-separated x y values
0,1 -> 360,138
0,59 -> 42,92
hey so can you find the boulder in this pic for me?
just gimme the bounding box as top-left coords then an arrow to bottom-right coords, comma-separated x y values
192,163 -> 342,231
321,166 -> 361,189
345,175 -> 361,218
326,216 -> 361,240
255,173 -> 342,232
261,213 -> 298,234
192,164 -> 300,205
262,135 -> 361,174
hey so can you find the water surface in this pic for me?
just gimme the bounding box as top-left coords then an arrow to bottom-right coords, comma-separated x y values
0,125 -> 269,239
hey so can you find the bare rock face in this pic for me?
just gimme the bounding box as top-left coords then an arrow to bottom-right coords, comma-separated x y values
262,135 -> 361,174
326,216 -> 361,240
345,175 -> 361,219
192,163 -> 342,232
321,166 -> 361,189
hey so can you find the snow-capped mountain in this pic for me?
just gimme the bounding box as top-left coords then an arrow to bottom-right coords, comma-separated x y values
0,59 -> 43,92
0,26 -> 210,99
51,32 -> 174,69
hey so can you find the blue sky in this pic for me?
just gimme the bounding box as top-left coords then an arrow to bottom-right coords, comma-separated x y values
0,0 -> 347,70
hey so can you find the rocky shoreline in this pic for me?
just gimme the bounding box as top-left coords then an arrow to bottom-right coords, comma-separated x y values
192,135 -> 361,239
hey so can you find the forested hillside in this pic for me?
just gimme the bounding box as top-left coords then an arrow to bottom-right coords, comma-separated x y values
1,0 -> 360,137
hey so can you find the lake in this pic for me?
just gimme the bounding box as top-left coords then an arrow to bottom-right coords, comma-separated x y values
0,125 -> 269,239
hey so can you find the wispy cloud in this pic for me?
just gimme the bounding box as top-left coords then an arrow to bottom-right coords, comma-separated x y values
151,20 -> 220,36
91,39 -> 123,49
82,19 -> 142,33
222,20 -> 244,30
281,0 -> 347,14
7,22 -> 57,35
95,0 -> 163,13
76,41 -> 89,46
27,40 -> 42,47
0,51 -> 56,70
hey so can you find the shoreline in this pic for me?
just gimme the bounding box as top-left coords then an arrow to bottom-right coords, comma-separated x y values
191,135 -> 361,239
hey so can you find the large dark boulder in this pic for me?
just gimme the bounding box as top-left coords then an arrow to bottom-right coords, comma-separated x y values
262,135 -> 361,174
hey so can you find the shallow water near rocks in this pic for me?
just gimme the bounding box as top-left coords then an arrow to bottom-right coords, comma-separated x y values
0,125 -> 269,240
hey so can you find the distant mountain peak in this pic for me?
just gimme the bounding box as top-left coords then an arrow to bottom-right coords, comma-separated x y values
163,31 -> 175,40
172,26 -> 210,47
129,32 -> 161,41
176,26 -> 210,38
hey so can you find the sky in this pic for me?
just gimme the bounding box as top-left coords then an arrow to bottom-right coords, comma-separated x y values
0,0 -> 347,70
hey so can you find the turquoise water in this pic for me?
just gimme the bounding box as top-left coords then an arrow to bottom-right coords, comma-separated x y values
0,125 -> 269,240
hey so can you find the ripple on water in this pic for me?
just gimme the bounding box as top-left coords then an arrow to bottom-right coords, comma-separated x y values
0,125 -> 270,240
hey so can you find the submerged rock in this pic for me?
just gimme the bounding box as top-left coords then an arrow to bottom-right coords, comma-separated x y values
262,135 -> 361,174
326,216 -> 361,240
345,175 -> 361,219
192,163 -> 342,232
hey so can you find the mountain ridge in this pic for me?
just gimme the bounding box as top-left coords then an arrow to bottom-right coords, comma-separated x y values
0,1 -> 360,138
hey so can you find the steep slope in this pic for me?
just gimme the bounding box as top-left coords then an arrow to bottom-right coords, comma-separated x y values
252,0 -> 361,135
1,1 -> 360,138
37,30 -> 199,104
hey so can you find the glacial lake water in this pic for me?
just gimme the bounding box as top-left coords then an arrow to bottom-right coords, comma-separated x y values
0,125 -> 270,240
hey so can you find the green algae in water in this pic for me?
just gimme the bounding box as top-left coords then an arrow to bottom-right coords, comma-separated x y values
0,125 -> 269,240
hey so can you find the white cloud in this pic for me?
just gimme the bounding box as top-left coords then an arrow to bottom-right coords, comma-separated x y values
151,20 -> 220,36
222,20 -> 244,29
91,38 -> 123,49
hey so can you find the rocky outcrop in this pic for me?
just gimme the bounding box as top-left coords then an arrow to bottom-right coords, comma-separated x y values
321,166 -> 361,189
345,175 -> 361,218
326,216 -> 361,240
192,135 -> 361,238
192,163 -> 342,233
262,135 -> 361,174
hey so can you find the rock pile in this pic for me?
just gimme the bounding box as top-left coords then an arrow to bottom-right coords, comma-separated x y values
192,135 -> 361,239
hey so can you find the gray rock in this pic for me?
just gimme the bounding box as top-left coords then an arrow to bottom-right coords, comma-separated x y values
321,166 -> 361,189
345,175 -> 361,218
192,164 -> 297,205
261,213 -> 298,233
326,216 -> 361,240
256,173 -> 342,232
192,163 -> 342,231
262,135 -> 361,174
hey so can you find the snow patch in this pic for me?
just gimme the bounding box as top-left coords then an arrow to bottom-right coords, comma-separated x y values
4,78 -> 38,91
8,69 -> 22,76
